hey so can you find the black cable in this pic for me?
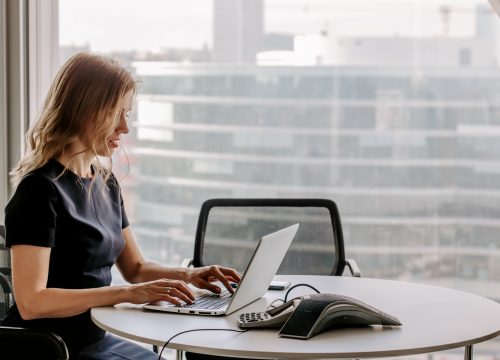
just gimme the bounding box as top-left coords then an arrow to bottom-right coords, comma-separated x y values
158,328 -> 248,360
266,283 -> 321,312
283,283 -> 320,302
267,298 -> 286,310
157,284 -> 319,358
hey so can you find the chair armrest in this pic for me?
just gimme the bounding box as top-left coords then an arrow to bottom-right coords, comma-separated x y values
0,272 -> 12,294
0,272 -> 13,313
0,326 -> 69,359
344,259 -> 361,277
181,258 -> 194,268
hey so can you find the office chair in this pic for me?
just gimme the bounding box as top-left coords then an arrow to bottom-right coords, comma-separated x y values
0,225 -> 69,360
181,198 -> 360,360
185,198 -> 360,277
0,225 -> 12,320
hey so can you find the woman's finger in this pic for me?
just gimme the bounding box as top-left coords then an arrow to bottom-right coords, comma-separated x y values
162,286 -> 194,304
155,279 -> 195,300
197,279 -> 222,294
219,267 -> 242,282
208,266 -> 234,293
169,281 -> 195,300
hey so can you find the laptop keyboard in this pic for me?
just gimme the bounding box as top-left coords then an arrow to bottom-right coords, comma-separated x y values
180,290 -> 232,310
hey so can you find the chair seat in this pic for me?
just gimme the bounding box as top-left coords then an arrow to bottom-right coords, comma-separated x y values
0,325 -> 69,359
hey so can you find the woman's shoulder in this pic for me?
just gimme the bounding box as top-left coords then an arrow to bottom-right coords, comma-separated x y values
7,161 -> 60,214
18,159 -> 63,187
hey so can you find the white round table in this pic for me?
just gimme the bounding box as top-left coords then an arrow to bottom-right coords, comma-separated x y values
91,276 -> 500,359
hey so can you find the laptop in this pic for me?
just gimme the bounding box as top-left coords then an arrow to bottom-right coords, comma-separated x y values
143,223 -> 299,316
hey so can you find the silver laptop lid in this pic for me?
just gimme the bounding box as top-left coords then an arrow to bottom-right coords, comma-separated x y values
143,223 -> 298,315
225,223 -> 299,314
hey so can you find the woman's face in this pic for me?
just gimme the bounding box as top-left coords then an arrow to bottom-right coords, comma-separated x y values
97,90 -> 133,156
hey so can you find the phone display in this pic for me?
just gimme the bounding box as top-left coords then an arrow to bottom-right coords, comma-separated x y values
268,280 -> 291,291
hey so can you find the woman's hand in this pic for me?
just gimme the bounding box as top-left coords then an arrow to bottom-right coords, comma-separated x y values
185,265 -> 242,294
126,279 -> 195,306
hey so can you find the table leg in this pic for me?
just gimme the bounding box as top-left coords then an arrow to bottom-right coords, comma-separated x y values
176,349 -> 183,360
464,345 -> 473,360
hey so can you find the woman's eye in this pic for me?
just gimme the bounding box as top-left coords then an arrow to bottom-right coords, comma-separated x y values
121,109 -> 130,120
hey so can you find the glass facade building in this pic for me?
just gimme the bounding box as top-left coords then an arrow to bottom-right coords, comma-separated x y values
120,60 -> 500,301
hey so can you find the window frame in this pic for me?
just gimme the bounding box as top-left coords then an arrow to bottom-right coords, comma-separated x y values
0,0 -> 58,219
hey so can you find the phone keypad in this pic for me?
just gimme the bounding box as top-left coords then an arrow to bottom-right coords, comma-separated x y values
240,312 -> 271,323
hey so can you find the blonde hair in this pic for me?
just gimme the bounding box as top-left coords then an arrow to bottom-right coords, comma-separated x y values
10,52 -> 136,188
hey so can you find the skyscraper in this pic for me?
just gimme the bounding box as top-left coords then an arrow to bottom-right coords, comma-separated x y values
213,0 -> 263,63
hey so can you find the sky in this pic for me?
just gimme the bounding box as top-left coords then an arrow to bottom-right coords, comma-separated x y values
59,0 -> 489,52
59,0 -> 212,51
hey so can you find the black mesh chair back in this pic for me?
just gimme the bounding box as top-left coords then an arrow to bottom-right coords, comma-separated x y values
0,225 -> 12,320
192,199 -> 347,276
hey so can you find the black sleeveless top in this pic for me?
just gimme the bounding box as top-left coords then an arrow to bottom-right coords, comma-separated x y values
2,159 -> 129,355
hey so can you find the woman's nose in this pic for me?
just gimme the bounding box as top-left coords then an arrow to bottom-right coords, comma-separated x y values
118,112 -> 130,134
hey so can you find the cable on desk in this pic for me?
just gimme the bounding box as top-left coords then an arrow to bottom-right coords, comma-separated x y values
158,284 -> 319,358
266,283 -> 321,312
158,328 -> 248,360
284,283 -> 320,302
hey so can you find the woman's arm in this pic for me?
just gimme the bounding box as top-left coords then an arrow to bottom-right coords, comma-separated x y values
11,244 -> 194,320
116,227 -> 189,283
116,227 -> 241,294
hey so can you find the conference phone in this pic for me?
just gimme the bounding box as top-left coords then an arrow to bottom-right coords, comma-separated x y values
237,298 -> 301,328
237,293 -> 401,339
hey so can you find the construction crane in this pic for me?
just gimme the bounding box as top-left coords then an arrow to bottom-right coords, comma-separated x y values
439,5 -> 493,36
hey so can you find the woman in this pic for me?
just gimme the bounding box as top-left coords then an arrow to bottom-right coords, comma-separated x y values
1,52 -> 240,359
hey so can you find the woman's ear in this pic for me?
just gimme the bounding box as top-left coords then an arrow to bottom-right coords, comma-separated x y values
489,0 -> 500,18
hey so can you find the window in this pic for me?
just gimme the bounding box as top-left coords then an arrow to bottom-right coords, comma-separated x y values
52,1 -> 500,356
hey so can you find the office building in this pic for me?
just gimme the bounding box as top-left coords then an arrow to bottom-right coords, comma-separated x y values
213,0 -> 264,63
128,21 -> 500,300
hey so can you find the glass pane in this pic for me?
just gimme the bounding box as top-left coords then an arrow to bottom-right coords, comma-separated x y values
56,1 -> 500,356
56,0 -> 500,287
